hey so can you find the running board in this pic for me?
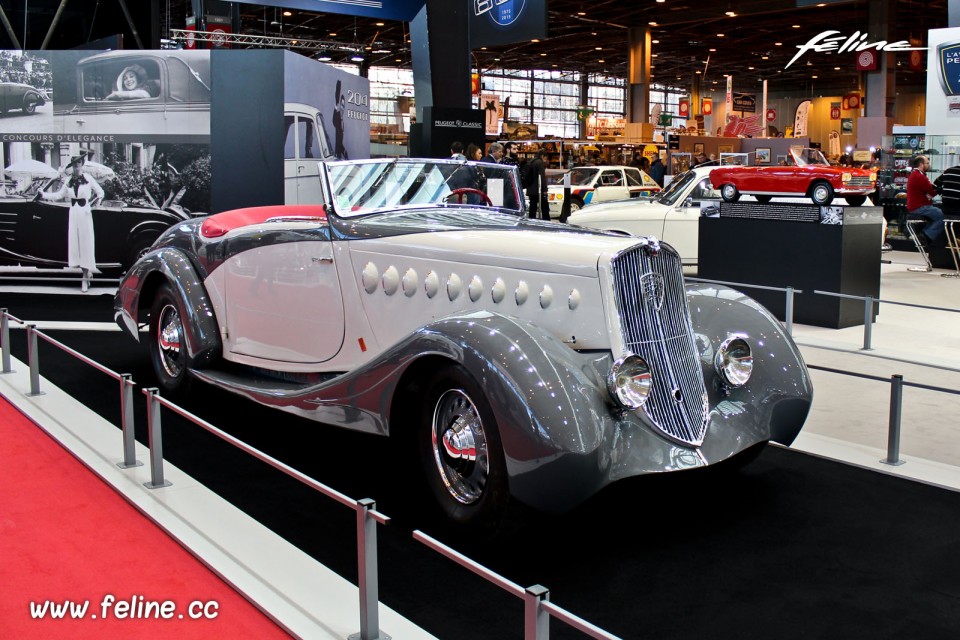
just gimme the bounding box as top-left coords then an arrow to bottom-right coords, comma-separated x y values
192,367 -> 343,398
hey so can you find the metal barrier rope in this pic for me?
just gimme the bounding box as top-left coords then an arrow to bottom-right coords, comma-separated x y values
413,530 -> 622,640
686,277 -> 800,336
812,290 -> 960,351
806,363 -> 960,466
144,389 -> 391,640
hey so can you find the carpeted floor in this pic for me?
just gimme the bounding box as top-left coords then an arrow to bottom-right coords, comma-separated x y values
0,398 -> 293,639
4,292 -> 960,639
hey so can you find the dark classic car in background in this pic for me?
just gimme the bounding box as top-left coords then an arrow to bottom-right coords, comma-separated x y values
0,81 -> 45,115
710,147 -> 877,206
114,158 -> 813,530
53,50 -> 211,136
0,177 -> 199,271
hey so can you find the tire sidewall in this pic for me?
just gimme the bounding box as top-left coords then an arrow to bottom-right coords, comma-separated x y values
149,283 -> 191,394
810,182 -> 834,205
418,364 -> 509,529
721,183 -> 740,202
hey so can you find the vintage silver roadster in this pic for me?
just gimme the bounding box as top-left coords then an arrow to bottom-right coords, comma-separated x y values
115,158 -> 812,528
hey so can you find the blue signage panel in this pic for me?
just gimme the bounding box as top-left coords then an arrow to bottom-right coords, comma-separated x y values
937,40 -> 960,97
469,0 -> 547,48
226,0 -> 425,22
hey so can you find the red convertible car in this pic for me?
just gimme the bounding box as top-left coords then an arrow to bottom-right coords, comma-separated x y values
710,147 -> 876,206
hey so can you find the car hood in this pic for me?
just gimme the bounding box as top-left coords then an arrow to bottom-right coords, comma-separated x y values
568,198 -> 671,221
347,223 -> 642,278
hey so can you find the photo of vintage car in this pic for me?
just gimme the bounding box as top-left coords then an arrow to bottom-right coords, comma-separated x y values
53,50 -> 210,137
546,165 -> 661,218
710,146 -> 876,206
0,81 -> 46,115
284,102 -> 335,204
0,176 -> 201,271
114,157 -> 812,530
567,166 -> 719,266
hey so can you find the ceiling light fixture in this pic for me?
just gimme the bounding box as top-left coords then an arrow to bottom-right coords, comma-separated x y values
282,10 -> 292,16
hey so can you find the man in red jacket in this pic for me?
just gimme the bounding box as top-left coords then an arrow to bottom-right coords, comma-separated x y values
906,155 -> 944,248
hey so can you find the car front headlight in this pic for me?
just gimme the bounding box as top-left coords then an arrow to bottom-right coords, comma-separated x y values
869,172 -> 877,181
841,172 -> 852,182
607,354 -> 653,409
714,336 -> 753,387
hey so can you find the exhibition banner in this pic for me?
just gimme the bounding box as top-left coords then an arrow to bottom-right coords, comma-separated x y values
926,27 -> 960,133
470,0 -> 548,48
225,0 -> 425,21
0,49 -> 213,275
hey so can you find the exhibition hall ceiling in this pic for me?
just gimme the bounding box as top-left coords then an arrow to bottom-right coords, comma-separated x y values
167,0 -> 947,94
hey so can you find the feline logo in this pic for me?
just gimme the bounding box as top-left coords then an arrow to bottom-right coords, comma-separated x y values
786,30 -> 925,69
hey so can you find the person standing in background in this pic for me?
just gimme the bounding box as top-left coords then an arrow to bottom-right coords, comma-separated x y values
525,151 -> 548,220
481,142 -> 503,164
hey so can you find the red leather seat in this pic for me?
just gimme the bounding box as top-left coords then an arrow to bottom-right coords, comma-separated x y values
200,205 -> 327,238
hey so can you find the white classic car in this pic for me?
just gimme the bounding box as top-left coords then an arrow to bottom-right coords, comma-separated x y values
567,166 -> 718,266
115,158 -> 812,531
547,165 -> 661,218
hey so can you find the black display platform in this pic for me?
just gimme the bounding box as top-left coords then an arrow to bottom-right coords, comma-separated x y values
699,202 -> 883,329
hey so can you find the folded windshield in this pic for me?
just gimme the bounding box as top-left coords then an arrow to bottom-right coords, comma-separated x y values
324,158 -> 525,217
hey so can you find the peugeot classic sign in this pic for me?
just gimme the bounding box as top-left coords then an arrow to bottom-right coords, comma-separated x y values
937,40 -> 960,98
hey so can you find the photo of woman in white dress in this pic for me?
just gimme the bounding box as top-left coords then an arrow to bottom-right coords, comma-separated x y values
39,153 -> 104,292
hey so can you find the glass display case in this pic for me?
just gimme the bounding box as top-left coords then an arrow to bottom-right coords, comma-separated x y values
669,152 -> 691,174
876,132 -> 960,242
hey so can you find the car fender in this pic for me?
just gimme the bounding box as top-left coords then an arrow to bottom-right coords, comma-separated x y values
381,310 -> 616,509
114,247 -> 221,367
685,282 -> 813,446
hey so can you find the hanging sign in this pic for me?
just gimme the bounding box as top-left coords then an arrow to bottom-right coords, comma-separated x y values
732,92 -> 756,113
855,50 -> 878,71
678,98 -> 689,118
830,103 -> 841,120
702,98 -> 713,115
765,108 -> 777,122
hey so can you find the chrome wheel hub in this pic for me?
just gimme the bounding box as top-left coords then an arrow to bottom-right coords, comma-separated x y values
431,389 -> 488,505
157,303 -> 183,379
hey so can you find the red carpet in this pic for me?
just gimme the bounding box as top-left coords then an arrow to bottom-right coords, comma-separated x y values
0,398 -> 293,639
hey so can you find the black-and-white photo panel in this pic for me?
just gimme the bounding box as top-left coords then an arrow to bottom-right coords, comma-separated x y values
52,49 -> 211,140
0,51 -> 53,133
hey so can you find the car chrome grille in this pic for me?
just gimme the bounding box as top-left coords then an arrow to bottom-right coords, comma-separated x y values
611,244 -> 709,446
844,177 -> 873,187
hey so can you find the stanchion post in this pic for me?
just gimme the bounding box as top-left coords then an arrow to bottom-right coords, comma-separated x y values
349,498 -> 389,640
881,374 -> 906,466
26,324 -> 43,396
524,584 -> 550,640
1,308 -> 12,374
143,388 -> 172,488
117,374 -> 142,469
862,295 -> 874,351
784,287 -> 795,336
